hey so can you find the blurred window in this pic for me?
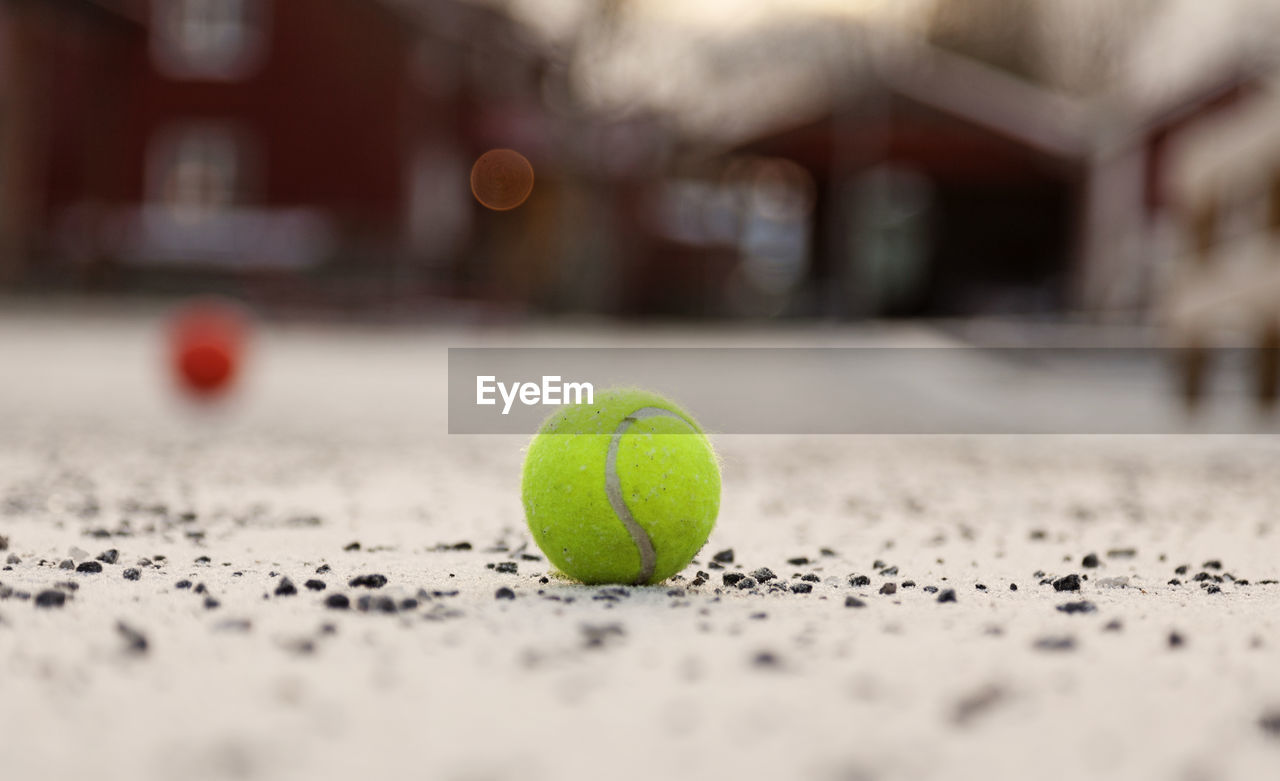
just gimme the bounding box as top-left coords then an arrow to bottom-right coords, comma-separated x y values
408,147 -> 471,263
148,126 -> 249,223
152,0 -> 269,81
848,166 -> 934,312
738,159 -> 814,295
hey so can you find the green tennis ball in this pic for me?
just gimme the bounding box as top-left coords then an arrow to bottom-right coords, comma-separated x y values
521,388 -> 720,585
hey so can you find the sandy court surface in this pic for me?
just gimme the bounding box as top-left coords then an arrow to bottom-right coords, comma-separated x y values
1,306 -> 1279,781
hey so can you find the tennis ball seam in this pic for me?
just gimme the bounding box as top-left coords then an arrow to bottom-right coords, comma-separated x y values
603,406 -> 692,584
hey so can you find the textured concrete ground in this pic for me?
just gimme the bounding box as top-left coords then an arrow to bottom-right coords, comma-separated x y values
1,306 -> 1279,781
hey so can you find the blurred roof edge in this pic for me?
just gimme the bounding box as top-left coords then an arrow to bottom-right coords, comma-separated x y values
705,41 -> 1091,162
876,43 -> 1090,159
1120,0 -> 1280,133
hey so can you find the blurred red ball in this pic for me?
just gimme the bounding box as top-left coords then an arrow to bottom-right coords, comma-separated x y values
169,300 -> 248,399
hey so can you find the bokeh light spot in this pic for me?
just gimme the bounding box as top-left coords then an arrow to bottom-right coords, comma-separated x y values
470,149 -> 535,211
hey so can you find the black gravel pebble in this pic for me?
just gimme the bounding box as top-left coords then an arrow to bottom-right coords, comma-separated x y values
581,623 -> 626,648
97,549 -> 119,565
953,685 -> 1007,726
117,622 -> 148,655
495,587 -> 516,600
1081,553 -> 1099,568
175,579 -> 192,589
1169,631 -> 1185,649
735,577 -> 757,590
1203,560 -> 1222,570
1103,619 -> 1123,632
274,577 -> 297,596
316,564 -> 331,574
59,560 -> 74,570
204,598 -> 220,610
75,561 -> 102,574
975,584 -> 987,591
304,579 -> 326,591
790,582 -> 812,594
324,594 -> 350,610
349,574 -> 388,589
880,566 -> 899,577
5,554 -> 19,565
1010,583 -> 1018,591
880,583 -> 897,595
845,596 -> 866,608
1057,601 -> 1096,614
1260,711 -> 1280,738
848,575 -> 871,587
357,595 -> 397,613
786,557 -> 810,566
1106,548 -> 1137,559
923,586 -> 938,594
801,574 -> 820,583
122,568 -> 140,581
343,541 -> 361,551
722,572 -> 745,587
195,556 -> 211,564
1175,564 -> 1189,575
712,549 -> 734,564
752,651 -> 780,668
1206,585 -> 1221,594
1053,574 -> 1081,592
34,590 -> 66,608
494,562 -> 518,574
1193,572 -> 1212,582
901,580 -> 916,588
1168,579 -> 1182,586
751,567 -> 776,583
1034,636 -> 1076,652
937,589 -> 957,603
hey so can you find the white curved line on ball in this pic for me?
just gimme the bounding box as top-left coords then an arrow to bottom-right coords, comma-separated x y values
604,407 -> 691,585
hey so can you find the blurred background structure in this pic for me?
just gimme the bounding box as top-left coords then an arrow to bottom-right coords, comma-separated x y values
1,0 -> 1278,327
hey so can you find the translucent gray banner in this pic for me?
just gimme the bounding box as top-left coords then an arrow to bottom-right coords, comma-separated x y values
447,348 -> 1280,434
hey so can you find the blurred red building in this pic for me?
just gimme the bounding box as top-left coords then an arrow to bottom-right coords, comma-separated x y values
0,0 -> 573,310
